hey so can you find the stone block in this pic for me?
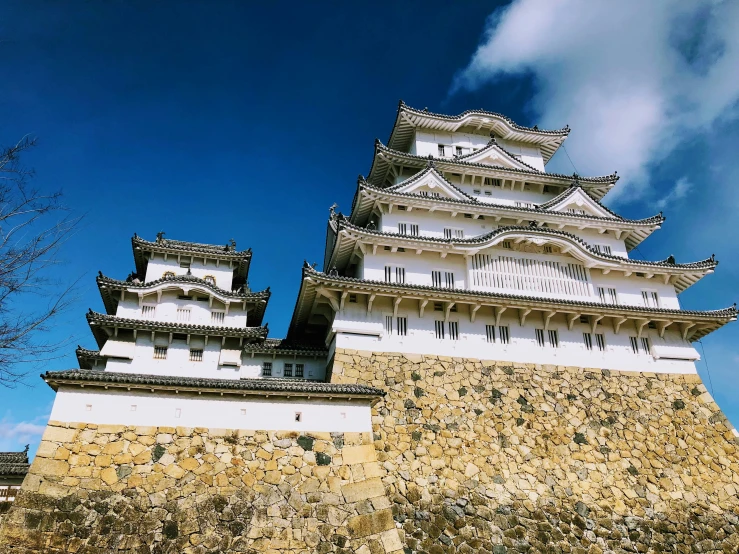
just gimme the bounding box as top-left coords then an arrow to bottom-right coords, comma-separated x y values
41,426 -> 77,444
31,458 -> 69,477
347,508 -> 395,537
341,445 -> 376,465
341,478 -> 386,503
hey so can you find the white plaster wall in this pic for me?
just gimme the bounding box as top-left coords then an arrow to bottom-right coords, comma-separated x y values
413,131 -> 545,171
589,269 -> 680,309
333,303 -> 699,374
380,210 -> 493,240
145,254 -> 235,290
50,387 -> 373,433
116,291 -> 247,327
362,250 -> 468,289
240,355 -> 327,380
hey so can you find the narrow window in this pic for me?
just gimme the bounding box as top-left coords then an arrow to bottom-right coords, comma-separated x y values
262,362 -> 272,376
398,223 -> 407,234
464,213 -> 473,218
409,224 -> 419,236
294,412 -> 302,422
444,272 -> 455,289
629,337 -> 639,354
434,320 -> 445,340
484,190 -> 492,196
431,192 -> 441,197
455,146 -> 463,156
419,190 -> 429,196
602,245 -> 612,255
444,228 -> 452,239
433,302 -> 443,311
141,305 -> 156,319
485,324 -> 496,343
348,294 -> 357,303
384,315 -> 393,334
177,307 -> 191,321
608,288 -> 618,304
130,404 -> 137,412
296,364 -> 304,378
642,291 -> 659,308
580,315 -> 589,324
211,311 -> 225,325
449,321 -> 459,340
284,363 -> 293,377
432,271 -> 442,287
189,349 -> 203,362
398,205 -> 406,211
535,328 -> 545,347
598,287 -> 607,303
396,267 -> 405,284
154,346 -> 168,360
499,326 -> 510,344
502,241 -> 512,249
397,317 -> 408,336
484,177 -> 502,187
548,330 -> 559,348
640,337 -> 650,354
473,189 -> 481,195
595,334 -> 606,351
543,246 -> 553,254
385,266 -> 392,283
438,144 -> 446,157
455,229 -> 464,238
175,408 -> 181,418
543,185 -> 552,193
583,333 -> 593,350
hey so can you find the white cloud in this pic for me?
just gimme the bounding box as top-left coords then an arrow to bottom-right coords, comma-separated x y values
0,416 -> 47,452
452,0 -> 739,203
652,177 -> 692,210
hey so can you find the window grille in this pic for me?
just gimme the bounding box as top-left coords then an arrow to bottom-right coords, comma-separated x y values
471,254 -> 589,297
262,362 -> 272,376
485,324 -> 496,343
434,320 -> 445,339
583,333 -> 593,350
595,334 -> 606,351
384,315 -> 393,334
535,329 -> 545,347
548,330 -> 559,348
141,305 -> 156,319
385,266 -> 405,284
499,326 -> 510,344
432,271 -> 442,287
284,363 -> 293,377
580,315 -> 589,324
485,190 -> 492,196
438,144 -> 446,157
456,146 -> 463,156
444,228 -> 464,239
473,189 -> 481,194
398,223 -> 407,234
449,321 -> 459,340
177,295 -> 192,300
594,245 -> 612,255
349,294 -> 357,303
189,349 -> 203,362
444,272 -> 455,289
398,205 -> 406,211
296,364 -> 304,378
640,337 -> 650,354
420,190 -> 428,196
642,291 -> 659,308
629,337 -> 639,353
177,308 -> 191,321
396,317 -> 407,336
385,266 -> 392,283
396,267 -> 405,284
409,224 -> 419,236
211,311 -> 225,325
433,302 -> 443,311
501,241 -> 512,249
544,246 -> 553,253
484,177 -> 502,187
431,192 -> 441,198
598,287 -> 618,304
154,346 -> 168,360
514,201 -> 534,208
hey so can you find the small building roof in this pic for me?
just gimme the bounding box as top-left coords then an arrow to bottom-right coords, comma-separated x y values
86,310 -> 268,348
242,338 -> 328,357
42,370 -> 385,401
76,346 -> 105,369
388,101 -> 569,163
0,447 -> 30,477
132,234 -> 252,284
368,141 -> 618,199
96,273 -> 270,325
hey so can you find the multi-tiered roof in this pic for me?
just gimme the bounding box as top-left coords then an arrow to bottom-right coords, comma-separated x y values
288,101 -> 736,347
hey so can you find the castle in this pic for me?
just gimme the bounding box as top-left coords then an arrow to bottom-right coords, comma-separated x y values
0,102 -> 737,553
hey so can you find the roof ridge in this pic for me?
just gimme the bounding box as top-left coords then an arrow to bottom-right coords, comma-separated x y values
96,272 -> 270,299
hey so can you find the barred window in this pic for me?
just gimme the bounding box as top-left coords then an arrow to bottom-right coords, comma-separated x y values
189,349 -> 203,362
640,337 -> 650,354
384,315 -> 393,335
154,346 -> 168,360
284,363 -> 293,377
396,317 -> 408,336
141,305 -> 156,319
437,144 -> 446,157
434,320 -> 445,340
177,307 -> 191,322
211,311 -> 225,325
583,333 -> 593,350
642,291 -> 659,308
262,362 -> 272,376
485,324 -> 496,343
535,329 -> 545,347
449,321 -> 459,340
296,364 -> 304,378
548,330 -> 559,348
499,326 -> 510,344
629,337 -> 639,354
595,334 -> 606,351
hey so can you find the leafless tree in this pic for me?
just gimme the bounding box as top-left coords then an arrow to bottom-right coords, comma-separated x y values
0,136 -> 81,387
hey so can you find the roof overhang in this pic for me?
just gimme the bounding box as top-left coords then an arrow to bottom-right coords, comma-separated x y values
368,142 -> 617,200
289,268 -> 735,344
388,102 -> 569,163
43,370 -> 385,404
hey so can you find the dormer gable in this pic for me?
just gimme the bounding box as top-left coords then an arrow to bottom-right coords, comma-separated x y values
388,166 -> 475,202
539,187 -> 619,219
456,140 -> 537,171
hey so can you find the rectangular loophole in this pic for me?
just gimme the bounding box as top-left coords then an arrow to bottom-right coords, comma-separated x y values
175,408 -> 182,419
294,412 -> 302,422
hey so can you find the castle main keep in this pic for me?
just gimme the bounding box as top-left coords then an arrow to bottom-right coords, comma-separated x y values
0,102 -> 737,553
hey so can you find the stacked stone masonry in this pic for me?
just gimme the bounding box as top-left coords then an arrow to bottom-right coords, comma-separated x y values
329,350 -> 739,554
0,423 -> 403,553
1,350 -> 739,553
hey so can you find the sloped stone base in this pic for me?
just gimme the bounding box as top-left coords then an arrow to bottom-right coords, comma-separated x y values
0,423 -> 403,553
331,349 -> 739,553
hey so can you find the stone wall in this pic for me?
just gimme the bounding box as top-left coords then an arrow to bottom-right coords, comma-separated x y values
331,349 -> 739,553
0,422 -> 403,553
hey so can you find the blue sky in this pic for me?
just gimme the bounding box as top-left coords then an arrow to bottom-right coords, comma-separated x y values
1,1 -> 737,455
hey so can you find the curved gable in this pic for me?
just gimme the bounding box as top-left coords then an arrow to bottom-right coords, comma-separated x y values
457,141 -> 538,171
540,187 -> 618,219
388,167 -> 475,202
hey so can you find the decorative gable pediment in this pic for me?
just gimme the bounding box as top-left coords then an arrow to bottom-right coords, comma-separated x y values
390,168 -> 473,201
457,142 -> 532,170
541,187 -> 617,219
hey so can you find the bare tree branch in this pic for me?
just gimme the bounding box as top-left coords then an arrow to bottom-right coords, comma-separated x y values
0,137 -> 82,387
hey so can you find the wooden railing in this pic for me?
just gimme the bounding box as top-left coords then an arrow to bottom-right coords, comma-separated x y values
0,486 -> 20,502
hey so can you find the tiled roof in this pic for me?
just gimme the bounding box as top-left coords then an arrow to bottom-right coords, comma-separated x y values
42,370 -> 385,398
455,138 -> 542,172
332,217 -> 715,270
76,346 -> 104,370
0,448 -> 30,477
242,338 -> 328,356
86,311 -> 268,348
